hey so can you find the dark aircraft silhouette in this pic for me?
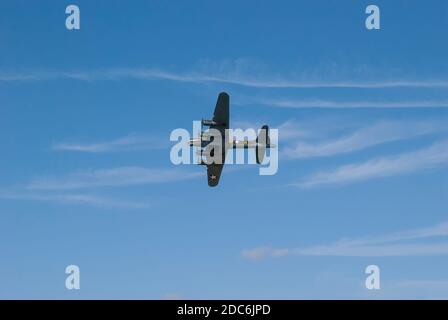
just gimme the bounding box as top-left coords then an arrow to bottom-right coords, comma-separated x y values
189,92 -> 275,187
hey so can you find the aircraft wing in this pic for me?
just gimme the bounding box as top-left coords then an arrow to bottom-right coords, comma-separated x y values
207,164 -> 224,187
212,92 -> 229,128
204,92 -> 229,187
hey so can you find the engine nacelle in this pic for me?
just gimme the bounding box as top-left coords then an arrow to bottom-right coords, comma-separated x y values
196,149 -> 216,158
202,119 -> 218,126
201,132 -> 211,141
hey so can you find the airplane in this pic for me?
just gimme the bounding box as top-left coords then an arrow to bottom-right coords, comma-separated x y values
188,92 -> 275,187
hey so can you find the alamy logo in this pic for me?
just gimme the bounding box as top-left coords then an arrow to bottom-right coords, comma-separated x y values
65,265 -> 80,290
365,265 -> 380,290
65,5 -> 80,30
365,5 -> 380,30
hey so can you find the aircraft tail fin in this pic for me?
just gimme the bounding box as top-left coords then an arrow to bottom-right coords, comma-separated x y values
256,125 -> 270,164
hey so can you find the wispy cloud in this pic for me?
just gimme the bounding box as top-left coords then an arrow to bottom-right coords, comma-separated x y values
241,247 -> 290,260
27,166 -> 202,190
256,98 -> 448,109
242,221 -> 448,260
277,120 -> 310,140
283,120 -> 447,159
295,140 -> 448,188
3,68 -> 448,89
0,191 -> 148,209
3,165 -> 203,208
53,134 -> 166,153
243,244 -> 448,259
293,243 -> 448,257
335,222 -> 448,246
233,119 -> 308,141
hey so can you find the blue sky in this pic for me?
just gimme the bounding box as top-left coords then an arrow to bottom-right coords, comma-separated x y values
1,0 -> 448,299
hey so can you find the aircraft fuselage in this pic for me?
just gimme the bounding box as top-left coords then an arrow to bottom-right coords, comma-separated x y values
189,138 -> 270,149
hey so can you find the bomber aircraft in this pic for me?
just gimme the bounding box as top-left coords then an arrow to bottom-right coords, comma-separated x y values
188,92 -> 275,187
